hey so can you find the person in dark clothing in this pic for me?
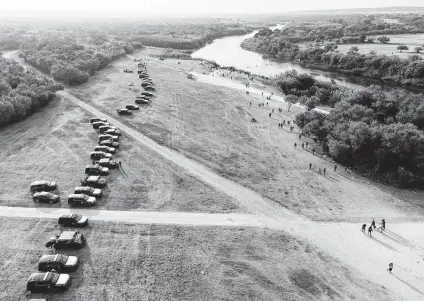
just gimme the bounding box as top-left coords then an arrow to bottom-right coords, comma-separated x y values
119,161 -> 122,168
272,109 -> 274,113
250,102 -> 251,106
388,262 -> 393,273
312,148 -> 316,155
309,163 -> 312,170
269,113 -> 271,117
371,219 -> 376,229
299,134 -> 302,139
294,143 -> 297,148
301,143 -> 304,149
361,224 -> 366,233
306,142 -> 308,147
334,165 -> 337,172
323,168 -> 326,176
382,219 -> 386,230
368,225 -> 373,236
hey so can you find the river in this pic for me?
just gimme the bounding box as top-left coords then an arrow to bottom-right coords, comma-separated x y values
191,25 -> 363,90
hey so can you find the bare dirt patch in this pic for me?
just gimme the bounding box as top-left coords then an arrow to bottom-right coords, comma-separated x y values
0,217 -> 391,301
69,52 -> 424,222
0,97 -> 239,213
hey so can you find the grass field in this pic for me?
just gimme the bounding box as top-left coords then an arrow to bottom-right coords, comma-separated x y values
335,43 -> 424,58
0,217 -> 392,301
0,97 -> 239,213
69,51 -> 424,222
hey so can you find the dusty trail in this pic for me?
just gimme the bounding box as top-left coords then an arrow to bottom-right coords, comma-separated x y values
4,50 -> 424,300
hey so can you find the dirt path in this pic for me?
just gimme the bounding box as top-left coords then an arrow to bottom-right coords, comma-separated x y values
4,50 -> 424,300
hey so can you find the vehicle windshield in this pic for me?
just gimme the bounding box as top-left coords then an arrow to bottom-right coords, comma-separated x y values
71,214 -> 82,221
46,272 -> 60,283
57,254 -> 69,264
44,192 -> 54,197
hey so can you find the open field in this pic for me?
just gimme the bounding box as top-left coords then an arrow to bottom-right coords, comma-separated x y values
334,43 -> 424,58
0,97 -> 239,213
0,217 -> 392,301
69,51 -> 424,222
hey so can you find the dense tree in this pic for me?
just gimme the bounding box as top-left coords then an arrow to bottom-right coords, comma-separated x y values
414,46 -> 423,53
397,45 -> 409,52
377,36 -> 390,44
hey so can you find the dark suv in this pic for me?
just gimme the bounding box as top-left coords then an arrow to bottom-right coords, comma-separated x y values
38,254 -> 79,272
27,272 -> 71,293
33,192 -> 60,204
95,158 -> 118,169
30,181 -> 57,192
74,186 -> 102,197
94,145 -> 115,154
81,175 -> 107,188
85,165 -> 109,176
98,134 -> 119,142
58,214 -> 89,227
99,139 -> 119,148
90,117 -> 107,123
90,151 -> 112,161
45,231 -> 86,249
117,109 -> 133,115
68,194 -> 97,207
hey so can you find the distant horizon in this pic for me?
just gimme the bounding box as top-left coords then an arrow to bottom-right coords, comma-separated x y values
1,0 -> 424,18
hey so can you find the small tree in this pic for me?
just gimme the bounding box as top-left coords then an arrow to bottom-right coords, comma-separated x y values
348,46 -> 359,54
377,36 -> 390,44
414,46 -> 423,53
397,45 -> 409,53
285,95 -> 298,112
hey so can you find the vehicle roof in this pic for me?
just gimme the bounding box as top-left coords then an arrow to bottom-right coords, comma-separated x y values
68,194 -> 88,199
39,254 -> 63,263
87,175 -> 100,181
75,186 -> 93,191
28,272 -> 48,282
58,231 -> 77,240
31,180 -> 49,185
98,158 -> 110,163
86,165 -> 100,169
34,191 -> 53,196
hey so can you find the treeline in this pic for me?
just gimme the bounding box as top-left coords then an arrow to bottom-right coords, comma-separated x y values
275,13 -> 424,43
290,77 -> 424,187
0,57 -> 63,125
242,34 -> 424,87
133,28 -> 251,50
19,35 -> 143,86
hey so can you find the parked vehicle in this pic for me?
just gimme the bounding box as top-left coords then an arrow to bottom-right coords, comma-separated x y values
126,104 -> 139,110
105,128 -> 121,136
128,82 -> 134,86
117,109 -> 133,115
30,181 -> 57,192
81,175 -> 107,188
98,139 -> 119,148
90,151 -> 112,161
141,92 -> 154,97
38,254 -> 79,272
58,213 -> 89,227
33,192 -> 60,204
135,99 -> 149,104
68,194 -> 96,207
45,230 -> 86,249
92,121 -> 105,129
94,145 -> 115,154
85,165 -> 109,176
74,186 -> 102,197
90,117 -> 107,123
99,125 -> 117,133
27,272 -> 71,292
141,82 -> 154,87
159,57 -> 165,60
123,68 -> 133,73
98,134 -> 119,142
95,158 -> 118,169
144,86 -> 155,91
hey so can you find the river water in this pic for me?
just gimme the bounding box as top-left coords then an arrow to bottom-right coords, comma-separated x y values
191,25 -> 362,90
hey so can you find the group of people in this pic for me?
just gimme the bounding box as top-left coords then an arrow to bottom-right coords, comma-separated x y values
362,218 -> 386,236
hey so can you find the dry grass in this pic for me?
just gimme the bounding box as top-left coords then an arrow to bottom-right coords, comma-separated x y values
69,52 -> 424,222
0,217 -> 392,301
0,97 -> 239,213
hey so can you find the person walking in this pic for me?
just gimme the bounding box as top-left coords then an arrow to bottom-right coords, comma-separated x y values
119,161 -> 122,168
309,163 -> 312,170
371,219 -> 376,230
301,143 -> 304,149
318,168 -> 322,175
294,143 -> 297,148
312,148 -> 316,155
250,102 -> 251,106
388,262 -> 393,273
323,168 -> 326,176
382,219 -> 386,230
334,165 -> 337,172
368,225 -> 373,236
269,113 -> 271,118
306,142 -> 309,147
361,224 -> 366,233
299,134 -> 302,140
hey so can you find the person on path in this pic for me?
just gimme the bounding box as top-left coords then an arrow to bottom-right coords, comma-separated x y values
302,143 -> 304,149
318,168 -> 322,175
262,92 -> 263,95
267,102 -> 269,106
299,134 -> 302,139
368,225 -> 373,236
334,164 -> 337,172
269,113 -> 271,117
382,219 -> 386,230
309,163 -> 312,170
362,224 -> 366,233
272,108 -> 274,113
294,143 -> 297,148
119,161 -> 122,168
323,168 -> 326,176
283,120 -> 285,125
306,142 -> 309,147
371,219 -> 376,229
312,148 -> 316,155
250,102 -> 251,106
388,262 -> 393,273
